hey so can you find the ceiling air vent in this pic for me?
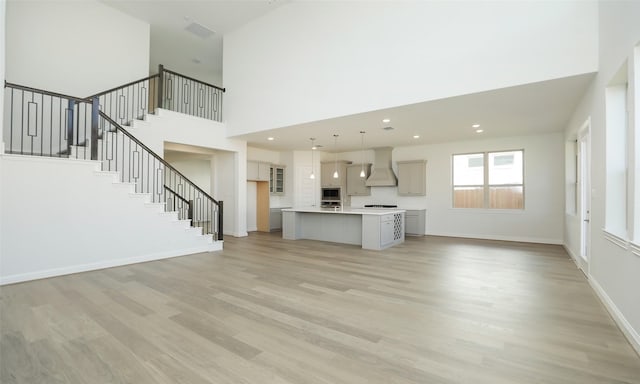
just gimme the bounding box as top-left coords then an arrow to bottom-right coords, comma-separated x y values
185,21 -> 215,39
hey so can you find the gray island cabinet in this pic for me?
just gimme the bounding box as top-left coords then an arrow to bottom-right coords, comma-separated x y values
282,208 -> 405,250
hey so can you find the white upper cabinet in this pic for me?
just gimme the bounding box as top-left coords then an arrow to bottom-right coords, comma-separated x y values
247,161 -> 270,181
321,161 -> 351,188
346,164 -> 371,196
397,160 -> 427,196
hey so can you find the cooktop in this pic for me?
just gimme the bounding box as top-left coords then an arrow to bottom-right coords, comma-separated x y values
364,204 -> 398,208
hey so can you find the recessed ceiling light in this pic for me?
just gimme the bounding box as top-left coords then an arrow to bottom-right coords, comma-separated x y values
382,118 -> 391,123
475,129 -> 484,133
472,124 -> 480,128
383,126 -> 394,131
413,135 -> 420,139
267,137 -> 275,141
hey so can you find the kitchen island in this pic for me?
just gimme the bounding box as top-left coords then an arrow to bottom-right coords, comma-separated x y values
282,207 -> 405,250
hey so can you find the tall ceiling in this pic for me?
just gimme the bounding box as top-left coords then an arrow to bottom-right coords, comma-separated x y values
101,1 -> 594,153
100,0 -> 287,84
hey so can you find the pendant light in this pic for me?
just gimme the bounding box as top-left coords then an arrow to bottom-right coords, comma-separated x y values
309,138 -> 316,179
333,134 -> 339,178
359,131 -> 366,178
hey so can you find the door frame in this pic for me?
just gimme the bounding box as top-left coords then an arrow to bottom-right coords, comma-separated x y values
577,118 -> 591,274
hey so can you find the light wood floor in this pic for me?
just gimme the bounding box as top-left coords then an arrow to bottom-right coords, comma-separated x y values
1,233 -> 639,383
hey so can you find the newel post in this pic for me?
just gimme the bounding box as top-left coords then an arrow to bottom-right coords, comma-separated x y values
66,99 -> 74,155
90,97 -> 99,160
218,201 -> 224,241
157,64 -> 164,110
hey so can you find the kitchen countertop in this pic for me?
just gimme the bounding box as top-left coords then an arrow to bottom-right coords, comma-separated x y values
282,207 -> 405,216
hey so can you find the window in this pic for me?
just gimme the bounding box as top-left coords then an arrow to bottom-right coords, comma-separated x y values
634,45 -> 640,243
453,150 -> 524,209
604,62 -> 629,239
453,153 -> 484,208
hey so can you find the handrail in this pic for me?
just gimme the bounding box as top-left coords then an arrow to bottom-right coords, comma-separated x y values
87,74 -> 160,98
98,111 -> 220,206
5,81 -> 90,102
87,67 -> 224,100
163,185 -> 190,205
6,67 -> 225,103
163,68 -> 225,92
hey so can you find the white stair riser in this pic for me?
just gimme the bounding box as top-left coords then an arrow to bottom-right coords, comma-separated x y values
94,169 -> 219,243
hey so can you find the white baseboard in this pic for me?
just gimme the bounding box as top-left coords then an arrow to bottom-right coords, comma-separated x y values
562,244 -> 589,272
563,243 -> 578,262
0,244 -> 222,286
426,231 -> 562,245
227,231 -> 249,237
589,277 -> 640,356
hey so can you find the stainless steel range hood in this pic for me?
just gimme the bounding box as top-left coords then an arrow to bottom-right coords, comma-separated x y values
365,147 -> 397,187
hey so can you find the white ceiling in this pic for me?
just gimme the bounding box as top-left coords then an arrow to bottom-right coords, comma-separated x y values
100,1 -> 594,154
100,0 -> 286,84
233,73 -> 595,152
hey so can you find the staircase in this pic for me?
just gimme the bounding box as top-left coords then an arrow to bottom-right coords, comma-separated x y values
1,66 -> 226,284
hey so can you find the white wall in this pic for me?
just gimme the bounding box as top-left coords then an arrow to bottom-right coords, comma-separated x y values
130,109 -> 247,237
0,155 -> 217,285
291,150 -> 318,208
564,1 -> 640,354
224,1 -> 598,135
5,0 -> 150,96
165,158 -> 212,194
247,147 -> 280,164
215,151 -> 241,237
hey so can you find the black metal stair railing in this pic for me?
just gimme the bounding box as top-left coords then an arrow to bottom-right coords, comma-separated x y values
88,64 -> 225,125
97,111 -> 223,240
3,81 -> 224,241
159,65 -> 225,122
89,74 -> 160,127
3,82 -> 93,158
164,185 -> 193,223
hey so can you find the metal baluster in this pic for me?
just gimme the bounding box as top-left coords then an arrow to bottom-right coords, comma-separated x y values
39,92 -> 43,156
126,86 -> 130,124
9,89 -> 14,154
82,103 -> 87,159
45,95 -> 52,156
58,97 -> 62,157
20,90 -> 25,154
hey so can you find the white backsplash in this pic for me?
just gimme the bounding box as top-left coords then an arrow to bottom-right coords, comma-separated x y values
350,186 -> 428,210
